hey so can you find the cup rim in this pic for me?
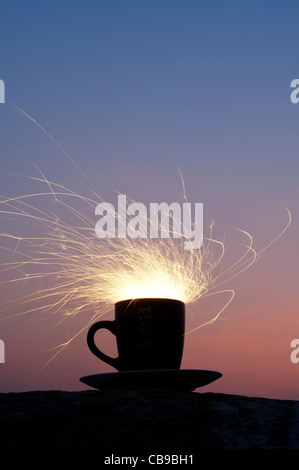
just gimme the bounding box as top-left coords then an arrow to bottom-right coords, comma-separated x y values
115,297 -> 185,307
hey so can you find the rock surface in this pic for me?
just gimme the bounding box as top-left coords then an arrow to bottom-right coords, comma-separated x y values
0,389 -> 299,450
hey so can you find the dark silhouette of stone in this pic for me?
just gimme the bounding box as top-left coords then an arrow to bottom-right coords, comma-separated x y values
0,389 -> 299,449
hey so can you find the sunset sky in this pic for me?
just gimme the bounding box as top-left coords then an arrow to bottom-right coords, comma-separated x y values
0,1 -> 298,399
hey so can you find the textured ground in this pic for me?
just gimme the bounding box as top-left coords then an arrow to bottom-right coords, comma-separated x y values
0,388 -> 299,450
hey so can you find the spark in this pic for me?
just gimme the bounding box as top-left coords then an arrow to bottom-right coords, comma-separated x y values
0,104 -> 292,368
0,173 -> 290,351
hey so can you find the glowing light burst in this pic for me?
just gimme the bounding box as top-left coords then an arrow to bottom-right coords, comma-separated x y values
0,173 -> 290,352
0,177 -> 214,312
0,104 -> 292,367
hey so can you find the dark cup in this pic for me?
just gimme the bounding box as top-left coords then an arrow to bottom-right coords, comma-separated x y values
87,298 -> 185,371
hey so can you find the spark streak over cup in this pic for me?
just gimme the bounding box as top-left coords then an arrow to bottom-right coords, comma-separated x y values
0,171 -> 291,367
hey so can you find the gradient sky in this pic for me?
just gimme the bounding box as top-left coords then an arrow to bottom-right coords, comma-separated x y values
0,0 -> 298,399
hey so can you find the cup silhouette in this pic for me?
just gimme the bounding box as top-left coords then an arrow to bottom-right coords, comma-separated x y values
87,298 -> 185,371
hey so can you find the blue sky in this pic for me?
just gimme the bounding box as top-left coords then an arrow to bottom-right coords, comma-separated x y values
1,0 -> 298,201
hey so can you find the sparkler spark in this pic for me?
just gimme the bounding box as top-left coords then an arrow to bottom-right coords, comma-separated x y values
0,172 -> 291,361
0,175 -> 216,310
0,104 -> 292,368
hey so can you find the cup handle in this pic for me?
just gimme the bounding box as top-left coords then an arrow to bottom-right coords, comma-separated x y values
87,320 -> 120,370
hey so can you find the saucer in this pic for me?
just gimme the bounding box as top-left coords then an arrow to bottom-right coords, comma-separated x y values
80,369 -> 222,392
